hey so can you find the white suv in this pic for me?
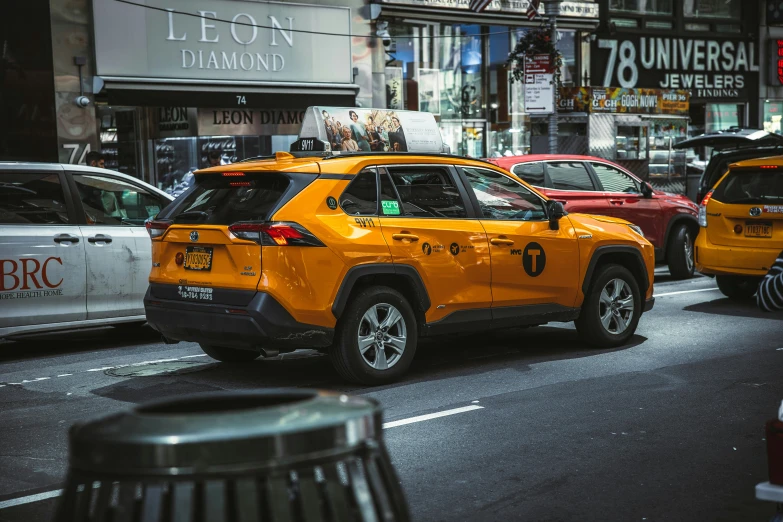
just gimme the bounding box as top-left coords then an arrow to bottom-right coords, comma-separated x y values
0,163 -> 173,338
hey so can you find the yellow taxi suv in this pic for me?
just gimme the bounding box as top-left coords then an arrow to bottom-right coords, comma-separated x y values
695,156 -> 783,299
144,107 -> 655,385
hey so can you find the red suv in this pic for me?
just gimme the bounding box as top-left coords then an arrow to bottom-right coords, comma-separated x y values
489,155 -> 699,279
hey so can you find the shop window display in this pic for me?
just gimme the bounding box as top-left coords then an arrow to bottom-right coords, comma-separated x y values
154,136 -> 266,198
609,0 -> 672,14
683,0 -> 740,18
764,101 -> 783,135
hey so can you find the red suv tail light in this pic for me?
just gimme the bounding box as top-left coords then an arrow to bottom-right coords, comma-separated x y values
228,222 -> 324,247
145,220 -> 172,238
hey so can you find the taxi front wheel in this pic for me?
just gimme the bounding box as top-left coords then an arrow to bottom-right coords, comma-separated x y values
199,344 -> 260,363
330,286 -> 418,385
575,264 -> 641,348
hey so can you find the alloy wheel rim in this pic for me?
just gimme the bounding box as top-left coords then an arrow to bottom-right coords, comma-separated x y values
357,303 -> 407,370
598,278 -> 635,335
684,232 -> 694,272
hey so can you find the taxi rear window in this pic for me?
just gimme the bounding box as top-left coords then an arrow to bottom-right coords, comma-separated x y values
712,169 -> 783,204
167,173 -> 292,225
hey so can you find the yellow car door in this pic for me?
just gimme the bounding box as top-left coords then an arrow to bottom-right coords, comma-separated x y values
377,164 -> 492,328
458,166 -> 580,319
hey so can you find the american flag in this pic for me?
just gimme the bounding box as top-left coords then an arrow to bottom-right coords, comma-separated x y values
526,0 -> 541,19
468,0 -> 492,13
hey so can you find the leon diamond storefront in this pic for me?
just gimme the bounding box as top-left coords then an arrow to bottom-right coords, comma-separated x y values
59,0 -> 371,194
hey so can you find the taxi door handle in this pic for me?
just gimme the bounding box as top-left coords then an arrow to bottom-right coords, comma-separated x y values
88,234 -> 113,244
392,233 -> 419,242
53,234 -> 80,244
490,238 -> 515,246
609,199 -> 625,205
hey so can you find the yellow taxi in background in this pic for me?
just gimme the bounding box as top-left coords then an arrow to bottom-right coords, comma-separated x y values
695,156 -> 783,299
144,107 -> 655,385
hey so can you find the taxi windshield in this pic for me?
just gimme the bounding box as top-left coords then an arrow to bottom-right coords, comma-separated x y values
712,170 -> 783,204
168,173 -> 291,225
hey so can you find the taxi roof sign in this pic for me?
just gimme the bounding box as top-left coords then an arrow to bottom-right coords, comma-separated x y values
295,107 -> 448,154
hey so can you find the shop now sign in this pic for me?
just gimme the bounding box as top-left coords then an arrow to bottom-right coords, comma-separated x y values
594,36 -> 758,100
93,0 -> 352,84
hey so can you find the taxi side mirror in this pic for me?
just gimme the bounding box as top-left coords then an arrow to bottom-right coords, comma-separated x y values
547,201 -> 566,231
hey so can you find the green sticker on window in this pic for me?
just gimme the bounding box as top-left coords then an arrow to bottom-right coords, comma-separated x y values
381,200 -> 400,215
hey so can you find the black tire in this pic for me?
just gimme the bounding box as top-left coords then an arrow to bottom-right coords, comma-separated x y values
330,286 -> 418,385
575,264 -> 642,348
667,224 -> 695,280
199,344 -> 260,363
715,275 -> 759,300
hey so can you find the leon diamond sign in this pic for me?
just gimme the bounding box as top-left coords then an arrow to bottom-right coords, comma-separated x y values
92,0 -> 352,84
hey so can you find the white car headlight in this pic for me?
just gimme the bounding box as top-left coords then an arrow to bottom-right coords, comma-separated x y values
628,224 -> 644,237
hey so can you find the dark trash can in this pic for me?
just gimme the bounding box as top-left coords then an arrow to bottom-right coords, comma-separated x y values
54,390 -> 409,522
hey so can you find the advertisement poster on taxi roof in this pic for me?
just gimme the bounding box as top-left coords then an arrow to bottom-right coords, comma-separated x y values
301,107 -> 445,153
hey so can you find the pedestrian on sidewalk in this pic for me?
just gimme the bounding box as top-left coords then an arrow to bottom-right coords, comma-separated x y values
757,249 -> 783,312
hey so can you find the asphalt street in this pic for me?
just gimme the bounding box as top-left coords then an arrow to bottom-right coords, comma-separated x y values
0,270 -> 782,521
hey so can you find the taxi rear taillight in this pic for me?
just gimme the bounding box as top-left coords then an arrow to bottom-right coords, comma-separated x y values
145,220 -> 172,238
228,222 -> 324,247
698,190 -> 713,228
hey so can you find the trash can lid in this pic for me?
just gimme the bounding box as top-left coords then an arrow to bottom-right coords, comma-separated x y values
68,389 -> 382,477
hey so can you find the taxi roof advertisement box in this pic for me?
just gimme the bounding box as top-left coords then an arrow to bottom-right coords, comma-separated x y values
92,0 -> 352,84
299,107 -> 448,153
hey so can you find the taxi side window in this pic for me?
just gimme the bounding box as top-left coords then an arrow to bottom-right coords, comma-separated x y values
384,166 -> 467,218
339,169 -> 378,216
72,174 -> 165,226
0,172 -> 70,225
547,162 -> 595,191
462,167 -> 547,221
512,162 -> 546,187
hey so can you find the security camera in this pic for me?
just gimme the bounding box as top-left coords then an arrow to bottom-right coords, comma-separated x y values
376,21 -> 392,48
75,96 -> 90,108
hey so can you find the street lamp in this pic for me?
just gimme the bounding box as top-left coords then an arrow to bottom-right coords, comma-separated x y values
545,0 -> 561,154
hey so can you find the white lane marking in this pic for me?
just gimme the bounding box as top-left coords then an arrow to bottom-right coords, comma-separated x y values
0,489 -> 64,509
1,354 -> 209,391
654,287 -> 720,297
0,403 -> 486,510
382,405 -> 484,429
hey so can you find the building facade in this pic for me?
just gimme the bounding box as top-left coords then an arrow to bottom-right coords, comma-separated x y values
2,0 -> 373,194
370,0 -> 600,158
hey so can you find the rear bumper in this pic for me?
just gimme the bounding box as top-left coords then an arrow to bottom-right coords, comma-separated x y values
695,234 -> 781,277
144,285 -> 333,351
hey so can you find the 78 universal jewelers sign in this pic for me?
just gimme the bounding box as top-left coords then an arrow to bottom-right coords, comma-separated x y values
592,35 -> 758,101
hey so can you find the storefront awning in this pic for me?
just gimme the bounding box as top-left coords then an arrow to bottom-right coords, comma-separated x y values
100,77 -> 360,109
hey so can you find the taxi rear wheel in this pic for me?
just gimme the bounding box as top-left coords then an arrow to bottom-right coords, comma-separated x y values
667,224 -> 695,280
716,275 -> 758,300
330,286 -> 417,385
575,264 -> 641,348
199,344 -> 260,363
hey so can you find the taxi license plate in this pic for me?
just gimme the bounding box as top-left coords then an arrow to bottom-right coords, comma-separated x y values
745,222 -> 772,238
184,246 -> 213,271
